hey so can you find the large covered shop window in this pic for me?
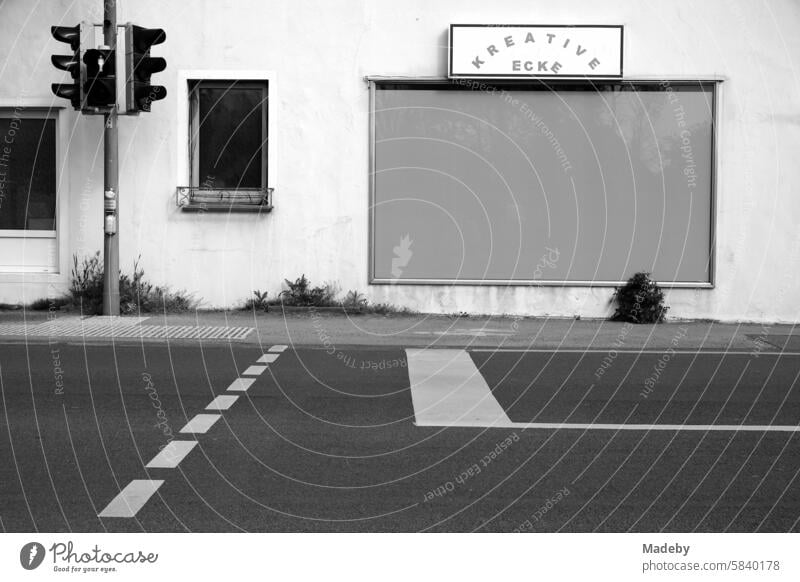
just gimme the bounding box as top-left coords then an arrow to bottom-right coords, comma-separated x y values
189,80 -> 268,190
370,81 -> 716,285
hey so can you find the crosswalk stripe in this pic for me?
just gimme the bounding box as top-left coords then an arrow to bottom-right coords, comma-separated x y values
256,353 -> 279,364
268,345 -> 288,352
226,378 -> 256,392
242,365 -> 267,376
206,395 -> 239,410
98,480 -> 163,518
179,414 -> 221,434
145,441 -> 197,468
406,348 -> 511,427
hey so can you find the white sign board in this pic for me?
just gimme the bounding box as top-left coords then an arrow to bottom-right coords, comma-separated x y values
449,24 -> 623,78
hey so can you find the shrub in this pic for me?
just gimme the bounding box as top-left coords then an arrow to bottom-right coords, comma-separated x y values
610,272 -> 668,323
343,290 -> 368,311
28,297 -> 70,311
278,277 -> 416,314
69,252 -> 104,314
280,274 -> 334,307
242,290 -> 269,312
68,252 -> 197,315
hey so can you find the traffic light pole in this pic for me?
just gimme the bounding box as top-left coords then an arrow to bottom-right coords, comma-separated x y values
102,0 -> 119,315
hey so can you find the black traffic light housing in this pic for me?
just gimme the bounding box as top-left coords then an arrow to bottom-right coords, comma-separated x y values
83,48 -> 116,108
50,24 -> 84,109
125,24 -> 167,113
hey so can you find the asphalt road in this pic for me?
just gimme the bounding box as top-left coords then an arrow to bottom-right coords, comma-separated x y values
1,340 -> 798,532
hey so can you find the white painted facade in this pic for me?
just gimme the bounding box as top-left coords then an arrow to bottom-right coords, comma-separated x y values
0,0 -> 798,322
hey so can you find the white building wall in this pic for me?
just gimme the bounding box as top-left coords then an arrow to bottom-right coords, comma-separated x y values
0,0 -> 798,322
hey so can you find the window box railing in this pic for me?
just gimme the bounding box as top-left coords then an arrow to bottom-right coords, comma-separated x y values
176,187 -> 273,212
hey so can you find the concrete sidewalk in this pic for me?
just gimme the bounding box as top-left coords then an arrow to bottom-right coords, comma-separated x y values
0,307 -> 796,351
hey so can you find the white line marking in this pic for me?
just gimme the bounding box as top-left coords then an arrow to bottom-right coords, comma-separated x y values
269,345 -> 288,352
257,353 -> 280,364
206,395 -> 239,411
227,377 -> 255,392
98,480 -> 163,518
145,441 -> 198,468
242,365 -> 267,376
406,349 -> 799,433
406,348 -> 510,426
414,420 -> 800,433
179,413 -> 221,434
469,348 -> 800,356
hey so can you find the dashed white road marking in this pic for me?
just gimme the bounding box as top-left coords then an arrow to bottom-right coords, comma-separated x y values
98,480 -> 164,518
179,413 -> 221,434
206,395 -> 239,411
406,348 -> 511,426
145,440 -> 197,468
242,365 -> 267,376
257,353 -> 280,364
226,377 -> 256,392
269,345 -> 288,352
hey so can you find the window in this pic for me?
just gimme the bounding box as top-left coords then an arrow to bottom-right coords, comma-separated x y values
0,112 -> 57,231
189,80 -> 268,190
370,80 -> 716,285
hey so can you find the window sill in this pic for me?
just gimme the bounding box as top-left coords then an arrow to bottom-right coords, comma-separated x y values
0,230 -> 57,238
176,187 -> 273,213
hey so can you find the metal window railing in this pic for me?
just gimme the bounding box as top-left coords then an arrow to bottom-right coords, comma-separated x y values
176,187 -> 273,212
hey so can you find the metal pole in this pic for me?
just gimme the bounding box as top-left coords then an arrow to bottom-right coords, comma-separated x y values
102,0 -> 119,315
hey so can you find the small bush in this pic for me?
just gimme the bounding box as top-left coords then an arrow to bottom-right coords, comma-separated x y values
242,290 -> 269,312
277,276 -> 416,314
68,252 -> 197,315
28,297 -> 70,311
611,272 -> 668,323
69,252 -> 104,314
343,290 -> 368,311
280,274 -> 338,307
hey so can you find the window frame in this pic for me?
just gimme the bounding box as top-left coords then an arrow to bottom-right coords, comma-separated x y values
188,80 -> 269,190
0,108 -> 59,238
176,70 -> 276,194
367,77 -> 720,288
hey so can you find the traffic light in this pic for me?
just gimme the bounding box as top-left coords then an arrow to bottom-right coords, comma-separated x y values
125,24 -> 167,113
83,47 -> 116,108
50,24 -> 83,109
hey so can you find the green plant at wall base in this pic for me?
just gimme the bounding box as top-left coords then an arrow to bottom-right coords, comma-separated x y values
67,253 -> 198,315
343,290 -> 368,310
69,251 -> 104,314
281,274 -> 329,306
242,290 -> 269,312
611,272 -> 669,323
27,297 -> 70,311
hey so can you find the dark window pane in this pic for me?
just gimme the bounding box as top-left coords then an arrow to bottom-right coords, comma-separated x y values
0,117 -> 56,230
198,85 -> 264,189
